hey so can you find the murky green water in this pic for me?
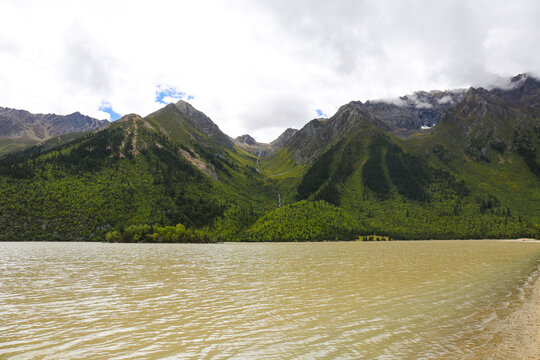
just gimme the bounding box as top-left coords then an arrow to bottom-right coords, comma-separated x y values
1,241 -> 539,359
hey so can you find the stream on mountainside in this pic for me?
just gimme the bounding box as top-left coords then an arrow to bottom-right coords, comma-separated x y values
257,146 -> 281,207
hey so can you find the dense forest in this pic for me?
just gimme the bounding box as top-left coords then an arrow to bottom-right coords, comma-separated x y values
1,84 -> 539,242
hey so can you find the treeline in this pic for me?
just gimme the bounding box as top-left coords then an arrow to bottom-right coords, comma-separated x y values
351,197 -> 539,240
513,120 -> 540,179
296,132 -> 471,210
0,116 -> 537,242
0,123 -> 229,241
101,201 -> 362,243
105,224 -> 212,243
358,235 -> 392,241
362,135 -> 390,199
242,200 -> 362,242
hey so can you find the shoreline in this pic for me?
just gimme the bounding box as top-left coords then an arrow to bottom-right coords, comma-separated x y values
499,238 -> 540,243
1,237 -> 539,244
487,265 -> 540,359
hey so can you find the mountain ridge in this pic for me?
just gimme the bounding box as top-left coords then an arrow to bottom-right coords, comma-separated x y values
0,107 -> 108,155
0,73 -> 538,241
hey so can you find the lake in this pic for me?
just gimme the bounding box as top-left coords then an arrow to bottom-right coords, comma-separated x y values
1,241 -> 539,359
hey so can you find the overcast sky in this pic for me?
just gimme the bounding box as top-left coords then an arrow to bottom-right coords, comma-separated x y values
1,0 -> 539,142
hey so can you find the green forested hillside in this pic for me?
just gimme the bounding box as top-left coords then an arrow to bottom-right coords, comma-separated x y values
1,81 -> 539,242
0,112 -> 276,241
256,82 -> 540,240
242,200 -> 362,242
288,126 -> 537,239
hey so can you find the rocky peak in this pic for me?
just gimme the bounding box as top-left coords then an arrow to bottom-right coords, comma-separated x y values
270,128 -> 298,149
437,79 -> 540,162
488,73 -> 540,107
520,75 -> 540,97
285,104 -> 388,164
116,113 -> 144,123
173,100 -> 222,138
234,129 -> 301,157
355,89 -> 466,131
159,100 -> 234,149
511,73 -> 528,84
455,87 -> 506,122
463,87 -> 490,102
0,106 -> 108,140
235,134 -> 257,146
335,102 -> 392,132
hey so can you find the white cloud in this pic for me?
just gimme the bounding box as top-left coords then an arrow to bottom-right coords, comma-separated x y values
92,110 -> 111,121
0,0 -> 539,142
437,95 -> 454,105
375,97 -> 406,107
160,96 -> 183,105
408,94 -> 433,109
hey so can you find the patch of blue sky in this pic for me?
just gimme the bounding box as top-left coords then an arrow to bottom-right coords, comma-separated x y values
99,101 -> 121,121
315,109 -> 327,117
155,85 -> 193,104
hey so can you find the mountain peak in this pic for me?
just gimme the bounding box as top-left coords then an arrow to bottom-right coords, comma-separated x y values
0,107 -> 108,155
270,128 -> 298,149
235,134 -> 257,145
116,113 -> 143,123
357,89 -> 466,131
510,73 -> 529,84
174,99 -> 193,111
146,99 -> 234,150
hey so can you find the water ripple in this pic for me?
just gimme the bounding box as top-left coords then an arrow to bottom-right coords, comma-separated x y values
1,241 -> 539,359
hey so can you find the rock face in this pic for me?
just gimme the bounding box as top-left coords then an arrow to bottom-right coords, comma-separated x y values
146,100 -> 235,150
0,107 -> 108,141
280,104 -> 392,164
490,74 -> 540,109
357,89 -> 466,130
174,101 -> 224,140
435,75 -> 540,164
270,128 -> 298,149
244,89 -> 466,163
235,134 -> 257,146
234,129 -> 300,157
233,134 -> 268,156
274,74 -> 540,165
173,100 -> 234,149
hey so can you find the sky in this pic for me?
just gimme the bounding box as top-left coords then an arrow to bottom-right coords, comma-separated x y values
0,1 -> 539,142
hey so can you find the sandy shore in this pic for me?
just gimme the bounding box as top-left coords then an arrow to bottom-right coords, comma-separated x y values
487,266 -> 540,359
500,238 -> 540,243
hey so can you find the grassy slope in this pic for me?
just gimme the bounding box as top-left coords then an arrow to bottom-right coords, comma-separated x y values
258,147 -> 307,206
243,200 -> 362,241
0,117 -> 277,241
0,131 -> 94,158
258,125 -> 539,239
403,130 -> 540,227
0,138 -> 39,156
143,107 -> 278,213
1,98 -> 538,241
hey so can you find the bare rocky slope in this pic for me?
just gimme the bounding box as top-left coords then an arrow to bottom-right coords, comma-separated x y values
0,107 -> 108,155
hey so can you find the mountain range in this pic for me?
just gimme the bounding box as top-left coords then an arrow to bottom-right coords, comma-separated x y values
0,74 -> 538,241
0,107 -> 108,155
